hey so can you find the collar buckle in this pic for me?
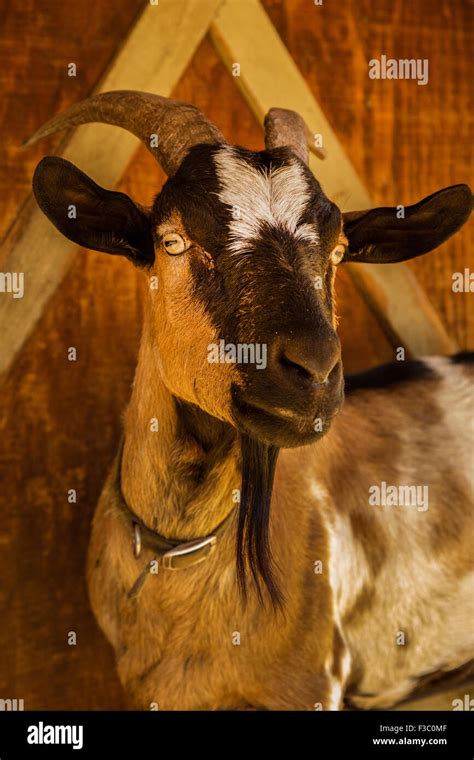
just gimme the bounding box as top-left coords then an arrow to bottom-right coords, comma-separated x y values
162,535 -> 217,570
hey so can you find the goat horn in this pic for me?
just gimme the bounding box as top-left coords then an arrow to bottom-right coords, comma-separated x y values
264,107 -> 327,164
23,90 -> 226,177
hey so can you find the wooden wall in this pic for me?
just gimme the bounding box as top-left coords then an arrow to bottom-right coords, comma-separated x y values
0,0 -> 472,709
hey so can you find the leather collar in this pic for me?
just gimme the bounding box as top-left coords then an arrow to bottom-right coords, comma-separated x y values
114,438 -> 237,598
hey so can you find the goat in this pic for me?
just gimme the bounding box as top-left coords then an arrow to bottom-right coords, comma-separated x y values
27,91 -> 473,710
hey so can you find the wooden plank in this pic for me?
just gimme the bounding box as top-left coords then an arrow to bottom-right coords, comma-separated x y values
210,0 -> 457,356
0,0 -> 141,241
0,0 -> 223,381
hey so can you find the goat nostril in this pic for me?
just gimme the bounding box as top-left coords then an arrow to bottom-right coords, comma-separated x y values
279,351 -> 314,382
278,343 -> 340,386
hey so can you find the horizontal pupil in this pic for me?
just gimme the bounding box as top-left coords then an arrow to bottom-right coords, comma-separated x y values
165,239 -> 178,246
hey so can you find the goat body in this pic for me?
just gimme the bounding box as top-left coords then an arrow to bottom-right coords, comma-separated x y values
87,351 -> 474,710
27,91 -> 473,710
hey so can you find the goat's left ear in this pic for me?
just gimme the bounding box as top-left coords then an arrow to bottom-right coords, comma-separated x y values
342,184 -> 472,263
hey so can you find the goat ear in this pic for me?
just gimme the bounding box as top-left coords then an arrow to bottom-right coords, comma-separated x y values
32,156 -> 154,266
342,184 -> 472,263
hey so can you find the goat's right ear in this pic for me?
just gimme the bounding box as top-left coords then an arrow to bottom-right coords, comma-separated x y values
32,156 -> 154,266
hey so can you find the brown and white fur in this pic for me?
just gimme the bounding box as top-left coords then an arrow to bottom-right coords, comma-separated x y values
87,338 -> 473,710
28,91 -> 473,710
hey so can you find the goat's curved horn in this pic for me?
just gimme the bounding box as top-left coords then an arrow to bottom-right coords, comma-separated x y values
263,107 -> 327,164
23,90 -> 226,177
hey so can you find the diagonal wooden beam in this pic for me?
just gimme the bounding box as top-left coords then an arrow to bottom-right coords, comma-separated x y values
210,0 -> 457,356
0,0 -> 223,381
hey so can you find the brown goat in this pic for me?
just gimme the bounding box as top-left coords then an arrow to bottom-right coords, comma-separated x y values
28,91 -> 473,709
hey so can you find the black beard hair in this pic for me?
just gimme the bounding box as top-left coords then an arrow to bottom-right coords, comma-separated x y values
237,434 -> 283,610
173,399 -> 284,609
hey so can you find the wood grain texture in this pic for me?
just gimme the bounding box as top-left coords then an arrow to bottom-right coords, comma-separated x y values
0,0 -> 471,710
0,0 -> 223,381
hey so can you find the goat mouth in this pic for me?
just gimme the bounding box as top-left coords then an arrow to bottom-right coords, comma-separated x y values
231,389 -> 341,448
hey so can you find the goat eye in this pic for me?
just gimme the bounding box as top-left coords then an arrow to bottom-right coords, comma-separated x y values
330,244 -> 346,265
162,232 -> 187,255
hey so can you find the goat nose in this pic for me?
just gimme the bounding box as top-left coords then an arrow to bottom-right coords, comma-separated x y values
277,334 -> 340,385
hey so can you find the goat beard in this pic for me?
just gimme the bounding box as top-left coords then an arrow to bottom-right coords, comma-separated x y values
237,434 -> 283,609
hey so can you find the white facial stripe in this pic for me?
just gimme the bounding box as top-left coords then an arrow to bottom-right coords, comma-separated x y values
214,146 -> 319,252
